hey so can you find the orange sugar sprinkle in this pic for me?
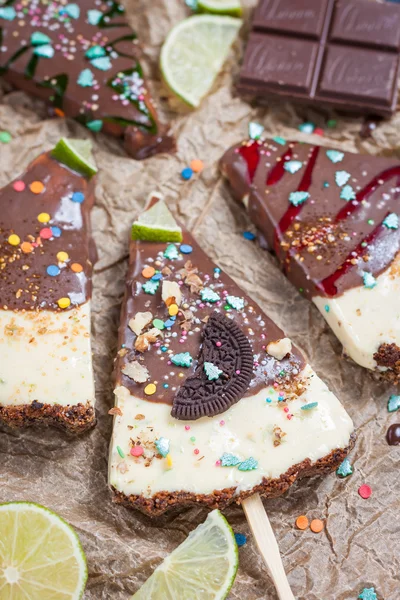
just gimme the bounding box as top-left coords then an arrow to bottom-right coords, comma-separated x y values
71,263 -> 83,273
54,108 -> 65,118
21,242 -> 33,254
142,266 -> 156,279
29,181 -> 44,194
310,519 -> 324,533
190,159 -> 204,173
295,515 -> 309,530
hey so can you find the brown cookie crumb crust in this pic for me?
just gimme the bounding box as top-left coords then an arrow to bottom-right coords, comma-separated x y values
374,343 -> 400,384
0,402 -> 96,434
112,433 -> 356,517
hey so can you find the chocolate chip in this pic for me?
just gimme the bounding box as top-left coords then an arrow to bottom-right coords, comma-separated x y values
171,312 -> 253,420
31,400 -> 44,410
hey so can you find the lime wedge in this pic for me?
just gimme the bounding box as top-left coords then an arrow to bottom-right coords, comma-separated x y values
0,502 -> 88,599
160,15 -> 242,108
131,510 -> 238,600
198,0 -> 242,16
52,138 -> 97,178
132,198 -> 183,243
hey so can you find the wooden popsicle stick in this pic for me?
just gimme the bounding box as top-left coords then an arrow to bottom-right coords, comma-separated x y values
242,494 -> 296,600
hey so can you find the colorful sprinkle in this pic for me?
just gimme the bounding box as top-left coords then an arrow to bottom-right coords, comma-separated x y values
289,191 -> 310,206
358,588 -> 377,600
363,272 -> 377,289
243,231 -> 256,240
30,181 -> 44,194
248,121 -> 264,140
37,212 -> 50,223
51,226 -> 62,237
358,484 -> 372,499
71,263 -> 83,273
0,6 -> 16,21
220,453 -> 241,467
142,266 -> 156,279
8,234 -> 20,246
57,251 -> 69,262
64,3 -> 80,19
85,45 -> 106,59
272,136 -> 286,145
86,120 -> 103,132
200,288 -> 220,303
326,149 -> 344,164
298,122 -> 315,134
77,68 -> 94,87
171,352 -> 193,368
226,295 -> 245,310
301,402 -> 318,411
155,437 -> 170,457
180,244 -> 193,254
166,454 -> 173,468
335,170 -> 351,187
47,265 -> 60,277
143,280 -> 159,295
21,242 -> 33,254
310,519 -> 324,533
181,167 -> 193,180
168,304 -> 179,316
164,244 -> 179,260
336,457 -> 353,478
13,181 -> 25,192
39,228 -> 53,240
238,457 -> 258,471
87,9 -> 103,25
325,305 -> 330,312
340,185 -> 356,201
190,159 -> 204,173
130,446 -> 144,457
91,56 -> 112,71
283,160 -> 303,174
234,533 -> 247,547
57,297 -> 71,309
34,44 -> 54,59
71,191 -> 84,203
0,131 -> 12,143
204,362 -> 222,381
31,31 -> 51,46
117,446 -> 125,458
383,213 -> 399,230
144,383 -> 157,396
295,515 -> 309,530
153,318 -> 165,330
388,395 -> 400,413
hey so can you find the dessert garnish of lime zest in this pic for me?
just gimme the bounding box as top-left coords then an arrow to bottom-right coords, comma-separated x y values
198,0 -> 242,17
160,15 -> 243,108
52,138 -> 97,178
0,501 -> 88,599
131,509 -> 239,600
131,199 -> 183,243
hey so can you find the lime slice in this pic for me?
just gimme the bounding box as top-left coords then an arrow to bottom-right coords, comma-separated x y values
160,15 -> 242,108
132,198 -> 183,243
0,502 -> 88,599
131,510 -> 238,600
52,138 -> 97,178
198,0 -> 242,16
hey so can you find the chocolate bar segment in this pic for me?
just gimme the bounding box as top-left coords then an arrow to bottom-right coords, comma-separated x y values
220,136 -> 400,380
239,0 -> 400,117
0,1 -> 174,159
0,145 -> 97,432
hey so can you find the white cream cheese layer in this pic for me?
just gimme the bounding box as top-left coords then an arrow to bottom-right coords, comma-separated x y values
109,365 -> 353,498
0,304 -> 95,407
313,262 -> 400,371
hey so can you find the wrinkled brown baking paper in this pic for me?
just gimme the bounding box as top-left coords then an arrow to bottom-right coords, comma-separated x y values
1,1 -> 399,598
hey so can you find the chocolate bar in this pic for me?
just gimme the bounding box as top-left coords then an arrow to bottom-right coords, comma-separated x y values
0,1 -> 174,159
108,195 -> 354,516
0,141 -> 97,432
238,0 -> 400,117
221,135 -> 400,381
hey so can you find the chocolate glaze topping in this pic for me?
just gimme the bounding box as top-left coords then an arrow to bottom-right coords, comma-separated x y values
0,152 -> 96,311
386,423 -> 400,446
0,1 -> 174,159
115,209 -> 305,407
221,137 -> 400,299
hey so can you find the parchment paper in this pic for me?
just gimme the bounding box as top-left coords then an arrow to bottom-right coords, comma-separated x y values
1,1 -> 399,598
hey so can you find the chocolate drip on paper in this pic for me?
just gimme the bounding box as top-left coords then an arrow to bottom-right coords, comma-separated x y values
220,138 -> 400,299
0,0 -> 174,159
0,152 -> 96,311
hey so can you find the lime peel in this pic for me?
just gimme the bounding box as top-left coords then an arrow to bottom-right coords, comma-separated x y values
52,138 -> 97,178
132,197 -> 183,243
131,509 -> 238,600
198,0 -> 242,16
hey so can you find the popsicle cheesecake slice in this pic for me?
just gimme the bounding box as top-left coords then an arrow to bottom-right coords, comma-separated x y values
221,136 -> 400,382
0,1 -> 174,159
108,196 -> 354,516
0,139 -> 97,432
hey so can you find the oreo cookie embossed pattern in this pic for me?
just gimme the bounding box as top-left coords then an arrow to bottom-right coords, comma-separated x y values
238,0 -> 400,116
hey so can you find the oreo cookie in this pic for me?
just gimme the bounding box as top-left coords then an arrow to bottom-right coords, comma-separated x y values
171,312 -> 254,420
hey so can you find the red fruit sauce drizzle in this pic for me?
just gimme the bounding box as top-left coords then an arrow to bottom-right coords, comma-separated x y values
239,141 -> 261,183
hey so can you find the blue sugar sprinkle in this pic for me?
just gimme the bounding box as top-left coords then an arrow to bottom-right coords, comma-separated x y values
325,305 -> 330,312
71,191 -> 84,204
266,398 -> 272,403
180,244 -> 193,254
47,265 -> 60,277
235,533 -> 247,547
151,273 -> 162,281
243,231 -> 256,240
51,226 -> 62,238
181,167 -> 193,180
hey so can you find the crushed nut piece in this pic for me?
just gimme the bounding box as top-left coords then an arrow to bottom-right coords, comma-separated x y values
273,425 -> 287,447
108,407 -> 123,416
135,327 -> 162,352
267,338 -> 292,361
122,361 -> 150,383
129,311 -> 153,336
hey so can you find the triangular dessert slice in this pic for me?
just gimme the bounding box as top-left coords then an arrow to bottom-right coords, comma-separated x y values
108,195 -> 354,516
221,135 -> 400,382
0,1 -> 174,159
0,140 -> 97,432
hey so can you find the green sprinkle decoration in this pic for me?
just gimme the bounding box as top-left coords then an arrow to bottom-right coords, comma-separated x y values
238,457 -> 258,471
298,122 -> 314,134
340,185 -> 356,201
0,131 -> 12,144
86,120 -> 103,132
77,69 -> 94,87
358,588 -> 378,600
335,170 -> 351,187
0,6 -> 16,20
200,288 -> 220,303
190,436 -> 196,442
31,32 -> 51,46
164,244 -> 179,260
283,160 -> 303,174
248,122 -> 264,140
91,56 -> 112,71
383,213 -> 399,230
185,0 -> 198,8
85,45 -> 106,59
152,318 -> 165,330
326,119 -> 337,129
388,394 -> 400,413
326,149 -> 344,164
87,8 -> 103,25
220,453 -> 241,467
363,272 -> 377,289
367,219 -> 374,226
33,44 -> 54,58
289,191 -> 310,206
64,3 -> 80,18
336,457 -> 353,478
323,181 -> 329,188
301,402 -> 318,411
272,136 -> 286,146
142,280 -> 159,295
204,362 -> 223,381
117,446 -> 125,458
171,352 -> 193,368
325,305 -> 330,312
226,295 -> 245,310
155,437 -> 170,457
